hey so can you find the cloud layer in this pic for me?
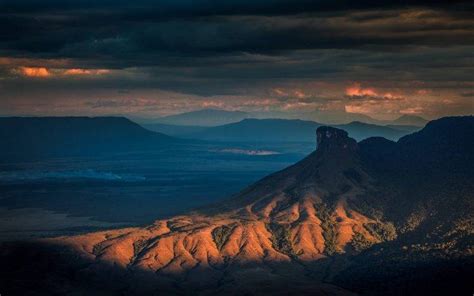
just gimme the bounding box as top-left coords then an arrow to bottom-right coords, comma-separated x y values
0,0 -> 472,119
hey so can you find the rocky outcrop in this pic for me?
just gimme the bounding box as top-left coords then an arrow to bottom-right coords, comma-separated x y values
316,126 -> 358,153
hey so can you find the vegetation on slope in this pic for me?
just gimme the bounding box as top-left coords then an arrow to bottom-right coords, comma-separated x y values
350,232 -> 374,252
212,224 -> 235,250
266,223 -> 296,257
365,222 -> 397,242
316,202 -> 339,256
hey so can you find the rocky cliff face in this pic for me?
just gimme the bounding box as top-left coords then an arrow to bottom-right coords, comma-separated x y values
316,126 -> 357,152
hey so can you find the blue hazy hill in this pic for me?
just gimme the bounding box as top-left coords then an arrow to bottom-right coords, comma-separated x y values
0,117 -> 177,159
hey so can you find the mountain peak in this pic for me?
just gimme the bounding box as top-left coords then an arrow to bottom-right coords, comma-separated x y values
316,126 -> 357,152
392,114 -> 428,126
155,109 -> 250,126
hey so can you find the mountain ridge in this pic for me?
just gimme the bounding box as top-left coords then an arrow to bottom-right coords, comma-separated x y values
144,118 -> 420,142
152,109 -> 251,127
0,116 -> 177,160
392,114 -> 428,127
1,116 -> 472,295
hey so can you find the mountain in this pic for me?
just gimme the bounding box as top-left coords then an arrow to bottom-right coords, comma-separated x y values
302,110 -> 385,125
385,124 -> 421,132
391,114 -> 428,127
143,109 -> 427,128
172,118 -> 417,142
333,121 -> 420,141
185,118 -> 320,141
142,122 -> 208,136
0,117 -> 176,159
153,109 -> 251,126
299,110 -> 428,127
1,116 -> 472,295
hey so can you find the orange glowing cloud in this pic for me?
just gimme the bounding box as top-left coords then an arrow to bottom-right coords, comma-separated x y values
416,89 -> 431,95
294,90 -> 307,99
14,66 -> 111,78
400,107 -> 424,114
19,67 -> 51,77
63,68 -> 110,75
201,100 -> 225,108
345,83 -> 377,97
345,104 -> 371,114
272,88 -> 288,96
272,88 -> 308,99
345,83 -> 404,100
281,101 -> 320,110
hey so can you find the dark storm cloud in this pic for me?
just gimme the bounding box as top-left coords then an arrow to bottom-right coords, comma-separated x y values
1,0 -> 470,15
1,46 -> 471,98
0,1 -> 473,67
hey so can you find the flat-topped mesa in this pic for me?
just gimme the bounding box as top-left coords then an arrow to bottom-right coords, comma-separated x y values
316,126 -> 358,153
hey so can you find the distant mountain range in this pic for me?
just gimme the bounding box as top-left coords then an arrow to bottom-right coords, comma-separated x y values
1,116 -> 472,295
304,111 -> 428,126
150,109 -> 251,126
0,117 -> 176,159
142,122 -> 208,136
0,116 -> 425,161
138,108 -> 428,127
144,118 -> 421,142
391,114 -> 429,126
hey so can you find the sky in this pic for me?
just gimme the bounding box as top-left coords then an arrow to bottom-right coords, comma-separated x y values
0,0 -> 473,121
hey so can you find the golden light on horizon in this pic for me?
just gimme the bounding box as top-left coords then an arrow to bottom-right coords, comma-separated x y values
345,83 -> 377,97
19,66 -> 51,77
63,68 -> 110,75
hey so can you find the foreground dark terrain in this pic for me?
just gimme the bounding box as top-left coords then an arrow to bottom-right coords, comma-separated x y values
1,116 -> 473,295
